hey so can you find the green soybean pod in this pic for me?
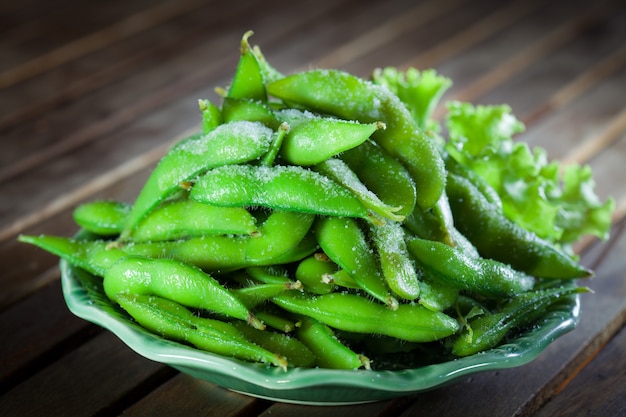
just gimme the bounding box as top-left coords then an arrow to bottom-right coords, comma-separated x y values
198,99 -> 222,134
73,200 -> 130,236
368,220 -> 420,301
452,285 -> 589,356
246,210 -> 315,263
121,234 -> 249,272
267,69 -> 445,211
272,292 -> 460,342
115,294 -> 286,369
314,158 -> 403,222
227,31 -> 266,101
244,265 -> 292,285
321,269 -> 360,290
341,139 -> 417,217
446,173 -> 592,279
294,254 -> 337,294
407,237 -> 535,299
403,193 -> 456,246
251,42 -> 283,85
103,255 -> 265,329
231,281 -> 302,309
417,277 -> 460,312
221,97 -> 280,129
121,121 -> 273,240
295,317 -> 371,370
279,117 -> 381,166
254,308 -> 300,333
314,216 -> 398,310
18,234 -> 125,277
190,164 -> 375,223
122,212 -> 317,272
230,320 -> 316,368
130,200 -> 258,242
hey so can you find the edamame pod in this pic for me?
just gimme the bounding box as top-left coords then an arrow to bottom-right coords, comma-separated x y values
279,117 -> 381,166
296,317 -> 371,370
369,220 -> 420,300
198,99 -> 222,134
227,31 -> 266,101
103,256 -> 265,329
131,200 -> 258,242
254,308 -> 299,333
407,237 -> 535,298
452,285 -> 589,356
315,216 -> 398,310
417,277 -> 459,312
73,200 -> 130,236
244,265 -> 292,285
231,281 -> 302,309
246,211 -> 315,263
190,164 -> 375,222
267,69 -> 445,211
18,235 -> 125,276
115,294 -> 286,369
314,158 -> 403,222
272,292 -> 460,342
122,211 -> 315,271
230,320 -> 316,368
341,139 -> 417,217
221,97 -> 280,129
446,173 -> 592,279
122,235 -> 249,272
121,121 -> 273,239
295,254 -> 337,294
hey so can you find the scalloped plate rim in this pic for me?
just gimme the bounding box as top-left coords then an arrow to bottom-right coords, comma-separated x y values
60,258 -> 581,403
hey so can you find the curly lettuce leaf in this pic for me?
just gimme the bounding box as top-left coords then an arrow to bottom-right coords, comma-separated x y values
371,67 -> 452,133
444,101 -> 613,246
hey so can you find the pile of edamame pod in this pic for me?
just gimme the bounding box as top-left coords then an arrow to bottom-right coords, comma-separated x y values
21,32 -> 613,371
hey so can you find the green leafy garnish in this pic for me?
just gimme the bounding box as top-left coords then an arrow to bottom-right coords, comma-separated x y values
444,101 -> 614,247
371,67 -> 614,248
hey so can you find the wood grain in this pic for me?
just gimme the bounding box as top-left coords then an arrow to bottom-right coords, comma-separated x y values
1,0 -> 624,415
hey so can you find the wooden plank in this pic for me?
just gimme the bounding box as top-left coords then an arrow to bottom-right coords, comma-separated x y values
121,374 -> 266,417
348,0 -> 544,75
0,0 -> 166,75
533,324 -> 626,416
0,0 -> 266,175
519,67 -> 626,167
0,0 -> 243,131
0,331 -> 175,417
259,396 -> 416,417
0,0 -> 355,189
0,279 -> 96,390
0,0 -> 78,36
0,152 -> 167,309
434,0 -> 619,117
311,0 -> 472,70
477,3 -> 626,118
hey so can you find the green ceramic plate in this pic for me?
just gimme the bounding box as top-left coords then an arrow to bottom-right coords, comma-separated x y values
61,258 -> 581,405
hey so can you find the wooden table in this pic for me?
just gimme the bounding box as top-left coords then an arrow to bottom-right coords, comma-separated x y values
1,0 -> 625,415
